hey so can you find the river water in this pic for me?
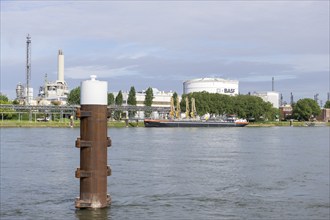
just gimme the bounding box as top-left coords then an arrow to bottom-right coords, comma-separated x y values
1,127 -> 329,219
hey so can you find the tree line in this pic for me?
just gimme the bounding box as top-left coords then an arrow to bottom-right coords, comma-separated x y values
180,92 -> 279,121
67,88 -> 326,121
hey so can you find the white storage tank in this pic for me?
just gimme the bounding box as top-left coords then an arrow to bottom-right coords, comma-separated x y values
183,78 -> 239,96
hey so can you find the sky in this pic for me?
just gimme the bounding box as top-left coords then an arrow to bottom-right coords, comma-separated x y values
1,0 -> 329,104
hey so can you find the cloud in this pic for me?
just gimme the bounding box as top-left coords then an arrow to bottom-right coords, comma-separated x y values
1,1 -> 329,101
116,52 -> 148,60
240,74 -> 296,83
65,65 -> 139,79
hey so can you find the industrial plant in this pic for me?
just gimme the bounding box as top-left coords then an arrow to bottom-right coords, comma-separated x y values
15,35 -> 69,105
37,49 -> 69,105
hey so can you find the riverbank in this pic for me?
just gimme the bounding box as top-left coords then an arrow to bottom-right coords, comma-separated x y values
1,120 -> 329,128
0,120 -> 144,128
247,121 -> 330,127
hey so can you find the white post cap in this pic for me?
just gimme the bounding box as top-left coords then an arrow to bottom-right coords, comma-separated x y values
80,75 -> 108,105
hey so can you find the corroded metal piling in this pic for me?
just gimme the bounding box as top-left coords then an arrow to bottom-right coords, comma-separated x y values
75,75 -> 111,209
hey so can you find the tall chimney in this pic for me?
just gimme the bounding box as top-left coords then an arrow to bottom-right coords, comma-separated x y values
58,49 -> 64,83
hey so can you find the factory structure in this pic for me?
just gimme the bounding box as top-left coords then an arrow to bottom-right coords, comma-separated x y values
252,91 -> 280,108
37,49 -> 69,105
15,34 -> 69,105
251,78 -> 280,108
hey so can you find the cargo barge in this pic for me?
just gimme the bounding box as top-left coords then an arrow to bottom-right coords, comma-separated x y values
144,118 -> 248,127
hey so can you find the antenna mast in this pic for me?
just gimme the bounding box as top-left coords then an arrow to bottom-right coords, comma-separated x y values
26,34 -> 32,104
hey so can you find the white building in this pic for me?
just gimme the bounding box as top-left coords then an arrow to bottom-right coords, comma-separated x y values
253,91 -> 280,108
113,88 -> 178,119
183,77 -> 239,96
114,88 -> 176,107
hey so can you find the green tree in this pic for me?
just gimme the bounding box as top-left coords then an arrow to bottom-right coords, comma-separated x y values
181,92 -> 278,121
0,94 -> 14,119
324,100 -> 330,108
190,91 -> 210,116
172,92 -> 178,107
180,94 -> 187,114
115,90 -> 123,105
293,98 -> 321,121
107,93 -> 115,105
127,86 -> 137,105
0,108 -> 15,119
114,90 -> 123,120
67,87 -> 80,105
144,87 -> 154,118
0,93 -> 9,103
233,95 -> 271,121
12,100 -> 19,105
127,86 -> 137,118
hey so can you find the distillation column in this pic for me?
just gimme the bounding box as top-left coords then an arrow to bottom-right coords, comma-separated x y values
75,75 -> 111,208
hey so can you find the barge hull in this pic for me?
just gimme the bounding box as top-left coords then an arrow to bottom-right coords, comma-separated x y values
144,119 -> 248,127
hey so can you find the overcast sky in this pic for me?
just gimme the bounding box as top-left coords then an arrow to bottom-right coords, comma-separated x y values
1,1 -> 329,104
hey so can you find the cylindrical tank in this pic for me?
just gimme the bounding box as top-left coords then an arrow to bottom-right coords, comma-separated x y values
183,78 -> 239,96
75,75 -> 111,209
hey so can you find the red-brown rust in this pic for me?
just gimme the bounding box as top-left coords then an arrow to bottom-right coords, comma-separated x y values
75,105 -> 111,208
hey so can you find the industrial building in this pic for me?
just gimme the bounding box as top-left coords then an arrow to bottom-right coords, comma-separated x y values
16,82 -> 33,105
252,91 -> 280,108
183,78 -> 239,96
279,104 -> 293,120
15,35 -> 69,105
37,49 -> 69,105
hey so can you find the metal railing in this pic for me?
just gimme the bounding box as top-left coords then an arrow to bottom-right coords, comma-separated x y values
0,104 -> 171,121
0,104 -> 170,112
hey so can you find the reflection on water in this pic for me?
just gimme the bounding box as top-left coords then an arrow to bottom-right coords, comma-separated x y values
75,208 -> 110,220
1,127 -> 329,219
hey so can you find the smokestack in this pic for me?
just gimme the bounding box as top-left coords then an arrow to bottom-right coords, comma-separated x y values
58,49 -> 64,83
272,77 -> 274,91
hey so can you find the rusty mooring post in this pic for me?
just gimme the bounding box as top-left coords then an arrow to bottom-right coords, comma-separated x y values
75,75 -> 111,209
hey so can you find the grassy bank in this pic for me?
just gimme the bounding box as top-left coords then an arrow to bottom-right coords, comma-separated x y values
247,121 -> 330,127
0,120 -> 328,128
